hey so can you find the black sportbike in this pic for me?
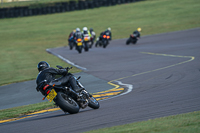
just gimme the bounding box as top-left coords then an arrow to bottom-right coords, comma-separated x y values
36,66 -> 100,114
126,34 -> 139,45
95,34 -> 111,48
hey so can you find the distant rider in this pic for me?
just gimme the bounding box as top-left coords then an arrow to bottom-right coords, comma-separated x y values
73,28 -> 84,40
36,61 -> 82,92
82,27 -> 91,37
99,27 -> 112,41
90,28 -> 96,46
82,27 -> 93,48
133,27 -> 141,38
68,29 -> 76,42
68,29 -> 76,49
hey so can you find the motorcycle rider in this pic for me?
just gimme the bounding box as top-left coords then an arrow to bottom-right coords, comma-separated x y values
99,27 -> 112,41
73,28 -> 84,40
89,28 -> 96,47
90,28 -> 96,39
36,61 -> 82,93
68,29 -> 76,50
82,27 -> 92,48
68,29 -> 76,41
82,27 -> 91,37
133,27 -> 141,38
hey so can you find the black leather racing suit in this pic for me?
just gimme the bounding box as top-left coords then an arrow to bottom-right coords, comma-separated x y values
36,67 -> 80,92
133,31 -> 140,38
73,31 -> 84,40
99,30 -> 112,41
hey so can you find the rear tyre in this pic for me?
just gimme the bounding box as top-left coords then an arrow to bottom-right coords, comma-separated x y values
88,96 -> 100,109
69,42 -> 73,50
95,41 -> 99,47
77,46 -> 82,54
84,42 -> 89,52
55,92 -> 80,114
103,40 -> 108,48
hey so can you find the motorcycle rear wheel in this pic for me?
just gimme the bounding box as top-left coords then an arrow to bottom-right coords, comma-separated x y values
55,92 -> 80,114
69,42 -> 74,50
95,41 -> 99,47
84,42 -> 89,52
77,46 -> 82,54
88,96 -> 100,109
103,40 -> 108,48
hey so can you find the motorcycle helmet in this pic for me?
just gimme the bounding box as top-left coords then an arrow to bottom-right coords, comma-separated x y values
37,61 -> 50,72
108,27 -> 111,31
90,28 -> 93,31
137,27 -> 142,32
83,27 -> 88,31
76,28 -> 80,32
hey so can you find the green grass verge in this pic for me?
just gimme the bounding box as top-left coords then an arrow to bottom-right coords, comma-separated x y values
0,101 -> 55,120
85,111 -> 200,133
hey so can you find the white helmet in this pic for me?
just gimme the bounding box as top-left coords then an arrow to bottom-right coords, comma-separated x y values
83,27 -> 88,31
108,27 -> 111,31
76,28 -> 80,32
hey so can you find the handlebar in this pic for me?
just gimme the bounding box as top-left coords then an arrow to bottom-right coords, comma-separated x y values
56,65 -> 72,72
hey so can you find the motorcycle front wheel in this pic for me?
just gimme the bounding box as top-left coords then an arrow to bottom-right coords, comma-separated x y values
126,38 -> 131,45
88,96 -> 100,109
55,92 -> 80,114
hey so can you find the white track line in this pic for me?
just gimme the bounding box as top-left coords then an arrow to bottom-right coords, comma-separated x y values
46,49 -> 87,71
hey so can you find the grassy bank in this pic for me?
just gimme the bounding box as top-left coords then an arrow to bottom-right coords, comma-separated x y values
86,111 -> 200,133
0,0 -> 199,86
0,101 -> 55,120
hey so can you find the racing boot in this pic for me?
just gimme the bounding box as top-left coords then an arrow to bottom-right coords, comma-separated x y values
69,76 -> 84,93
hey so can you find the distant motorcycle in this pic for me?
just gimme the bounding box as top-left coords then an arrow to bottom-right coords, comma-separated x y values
36,66 -> 100,114
90,31 -> 96,48
83,34 -> 90,52
126,34 -> 139,45
95,34 -> 111,48
75,38 -> 83,54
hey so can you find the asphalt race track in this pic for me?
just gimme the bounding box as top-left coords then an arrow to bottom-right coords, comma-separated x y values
0,28 -> 200,133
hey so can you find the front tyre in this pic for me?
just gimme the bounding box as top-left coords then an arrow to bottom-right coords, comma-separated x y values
88,96 -> 100,109
126,38 -> 131,45
54,92 -> 80,114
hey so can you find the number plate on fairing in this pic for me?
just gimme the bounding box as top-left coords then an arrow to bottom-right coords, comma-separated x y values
77,42 -> 82,46
46,89 -> 57,102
